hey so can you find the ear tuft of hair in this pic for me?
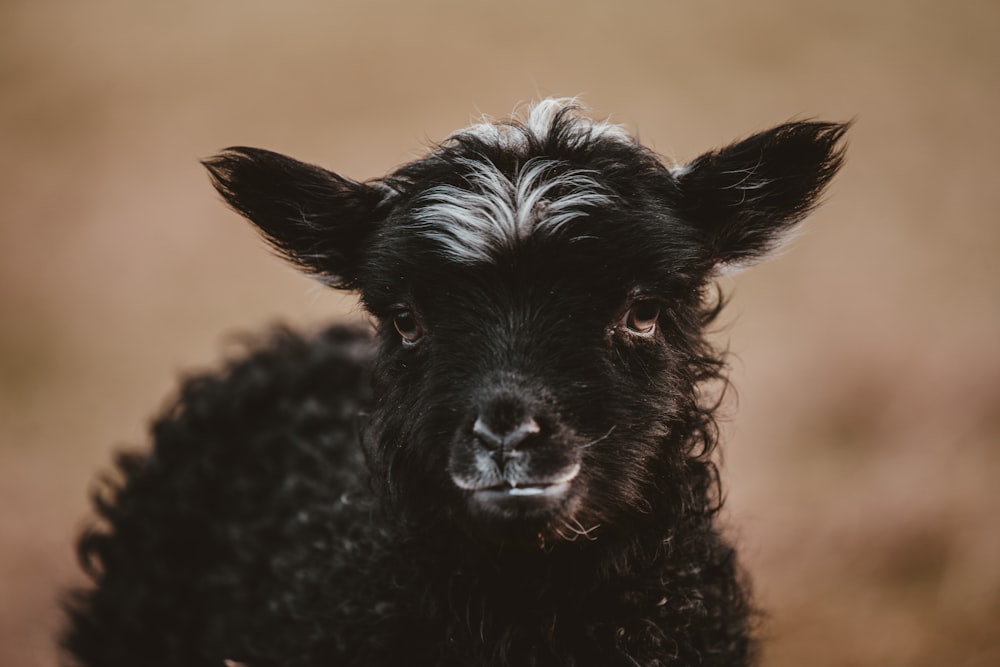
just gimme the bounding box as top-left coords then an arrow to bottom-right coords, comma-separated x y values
202,147 -> 387,288
676,120 -> 849,271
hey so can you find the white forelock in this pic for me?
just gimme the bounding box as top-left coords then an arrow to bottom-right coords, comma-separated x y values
411,157 -> 612,263
406,99 -> 630,263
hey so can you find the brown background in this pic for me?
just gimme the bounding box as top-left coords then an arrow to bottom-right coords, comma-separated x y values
2,1 -> 998,665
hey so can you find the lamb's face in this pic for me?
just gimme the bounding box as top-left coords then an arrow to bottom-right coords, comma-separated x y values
359,155 -> 709,543
203,99 -> 846,546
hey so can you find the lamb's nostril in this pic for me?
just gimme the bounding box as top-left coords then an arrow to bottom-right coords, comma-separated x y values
472,416 -> 541,451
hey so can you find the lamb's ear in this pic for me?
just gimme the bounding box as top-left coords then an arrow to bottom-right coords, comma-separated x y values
674,121 -> 848,272
203,147 -> 390,289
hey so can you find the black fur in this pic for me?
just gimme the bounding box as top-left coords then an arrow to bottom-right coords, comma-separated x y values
64,101 -> 846,666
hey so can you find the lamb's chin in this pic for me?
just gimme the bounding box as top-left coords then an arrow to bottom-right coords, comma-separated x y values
448,485 -> 586,549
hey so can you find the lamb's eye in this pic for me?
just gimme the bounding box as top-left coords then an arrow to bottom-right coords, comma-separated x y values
393,311 -> 424,346
623,300 -> 661,335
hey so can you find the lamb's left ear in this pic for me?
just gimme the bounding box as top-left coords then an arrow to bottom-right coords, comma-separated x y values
203,147 -> 391,289
674,121 -> 848,272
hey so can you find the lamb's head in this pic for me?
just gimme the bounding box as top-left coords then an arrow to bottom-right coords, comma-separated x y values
204,100 -> 846,546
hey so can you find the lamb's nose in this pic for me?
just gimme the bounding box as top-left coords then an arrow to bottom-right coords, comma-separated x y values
472,416 -> 541,451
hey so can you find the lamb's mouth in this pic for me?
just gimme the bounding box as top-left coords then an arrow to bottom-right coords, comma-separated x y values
456,464 -> 580,514
473,479 -> 572,500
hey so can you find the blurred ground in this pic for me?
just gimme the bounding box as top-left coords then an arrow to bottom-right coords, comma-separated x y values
1,1 -> 998,665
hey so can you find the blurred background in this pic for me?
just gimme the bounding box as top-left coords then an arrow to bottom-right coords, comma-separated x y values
2,0 -> 998,665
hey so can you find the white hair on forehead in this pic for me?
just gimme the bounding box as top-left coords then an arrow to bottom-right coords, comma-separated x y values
460,97 -> 633,151
406,99 -> 630,263
411,157 -> 613,263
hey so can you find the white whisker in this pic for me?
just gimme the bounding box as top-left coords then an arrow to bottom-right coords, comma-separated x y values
581,425 -> 617,449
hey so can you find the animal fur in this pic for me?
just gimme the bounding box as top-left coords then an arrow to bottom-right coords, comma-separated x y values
63,99 -> 846,667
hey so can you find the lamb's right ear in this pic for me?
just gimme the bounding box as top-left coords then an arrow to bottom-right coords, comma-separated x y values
203,147 -> 390,289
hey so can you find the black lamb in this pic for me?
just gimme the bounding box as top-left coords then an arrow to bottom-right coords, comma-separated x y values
64,99 -> 847,667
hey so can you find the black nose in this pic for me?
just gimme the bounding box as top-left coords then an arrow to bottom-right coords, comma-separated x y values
472,416 -> 540,451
